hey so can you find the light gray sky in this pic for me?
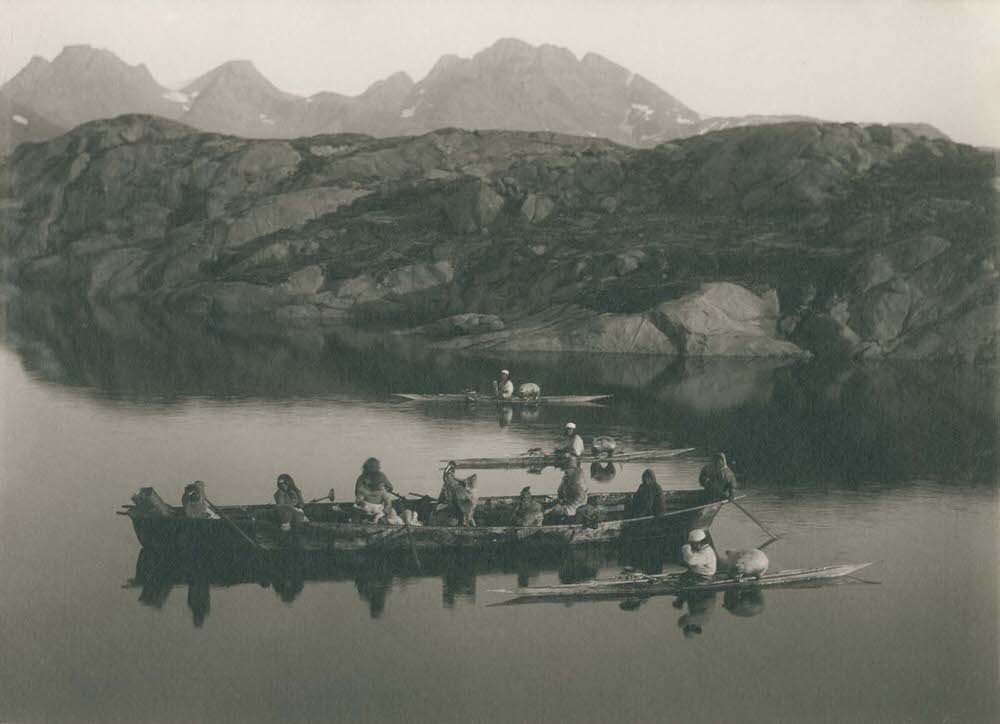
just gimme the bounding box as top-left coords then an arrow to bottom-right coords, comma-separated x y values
2,0 -> 998,146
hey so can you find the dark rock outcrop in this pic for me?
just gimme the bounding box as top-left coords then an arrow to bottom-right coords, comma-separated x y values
1,114 -> 995,362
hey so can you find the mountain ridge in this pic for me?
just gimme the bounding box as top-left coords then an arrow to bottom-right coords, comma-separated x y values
2,39 -> 884,151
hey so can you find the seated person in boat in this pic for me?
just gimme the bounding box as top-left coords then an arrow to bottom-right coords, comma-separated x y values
181,480 -> 211,518
698,452 -> 738,500
629,468 -> 664,517
495,369 -> 514,400
432,462 -> 478,526
681,529 -> 717,579
355,457 -> 395,520
555,422 -> 585,458
510,486 -> 544,527
273,473 -> 309,530
545,455 -> 589,520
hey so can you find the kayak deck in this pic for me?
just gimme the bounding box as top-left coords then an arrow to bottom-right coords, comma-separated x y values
392,393 -> 612,405
490,562 -> 876,601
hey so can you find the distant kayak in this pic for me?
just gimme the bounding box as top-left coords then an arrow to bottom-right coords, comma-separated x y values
445,447 -> 695,470
392,393 -> 612,405
490,562 -> 876,603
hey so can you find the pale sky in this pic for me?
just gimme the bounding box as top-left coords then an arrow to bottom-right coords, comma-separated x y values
1,0 -> 998,146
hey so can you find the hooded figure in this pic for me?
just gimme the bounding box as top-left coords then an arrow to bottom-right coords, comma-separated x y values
511,486 -> 544,527
698,452 -> 738,500
630,468 -> 664,517
274,473 -> 304,507
274,473 -> 308,530
355,457 -> 395,519
181,480 -> 210,519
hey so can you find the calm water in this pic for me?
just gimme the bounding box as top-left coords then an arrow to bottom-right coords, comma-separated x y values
1,298 -> 997,723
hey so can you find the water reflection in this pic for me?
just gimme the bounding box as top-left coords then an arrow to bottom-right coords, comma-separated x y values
4,292 -> 996,483
128,543 -> 682,626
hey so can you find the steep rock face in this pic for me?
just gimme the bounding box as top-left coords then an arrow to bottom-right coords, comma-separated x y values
652,283 -> 802,357
1,115 -> 995,361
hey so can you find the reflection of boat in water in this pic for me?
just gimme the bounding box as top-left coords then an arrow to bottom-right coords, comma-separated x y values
392,393 -> 612,406
124,488 -> 731,554
489,562 -> 875,605
126,541 -> 676,623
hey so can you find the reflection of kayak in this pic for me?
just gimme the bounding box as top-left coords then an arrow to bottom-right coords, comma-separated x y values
392,393 -> 612,405
445,447 -> 696,470
490,562 -> 876,602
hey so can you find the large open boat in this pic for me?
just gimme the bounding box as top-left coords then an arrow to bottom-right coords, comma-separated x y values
122,487 -> 735,555
392,393 -> 611,406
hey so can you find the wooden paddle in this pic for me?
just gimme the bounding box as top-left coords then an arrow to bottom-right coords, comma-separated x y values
204,496 -> 264,550
730,498 -> 780,540
305,488 -> 336,505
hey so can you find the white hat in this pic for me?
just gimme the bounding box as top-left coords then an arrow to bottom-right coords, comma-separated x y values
688,529 -> 707,543
565,422 -> 576,430
500,369 -> 510,376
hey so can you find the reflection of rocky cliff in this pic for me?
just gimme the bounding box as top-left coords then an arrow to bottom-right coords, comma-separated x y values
4,294 -> 994,483
2,114 -> 995,362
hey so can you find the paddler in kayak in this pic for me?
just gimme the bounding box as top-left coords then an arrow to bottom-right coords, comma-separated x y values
355,457 -> 395,521
681,528 -> 717,579
699,452 -> 738,500
494,369 -> 514,400
555,421 -> 585,458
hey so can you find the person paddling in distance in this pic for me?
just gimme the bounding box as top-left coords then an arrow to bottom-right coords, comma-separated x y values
555,421 -> 585,458
681,528 -> 717,579
495,369 -> 514,400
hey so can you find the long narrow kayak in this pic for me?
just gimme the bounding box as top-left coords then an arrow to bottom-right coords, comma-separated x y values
392,393 -> 612,405
490,563 -> 876,602
445,447 -> 696,470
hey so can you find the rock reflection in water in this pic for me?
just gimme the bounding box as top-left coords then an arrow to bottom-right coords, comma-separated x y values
5,292 -> 996,483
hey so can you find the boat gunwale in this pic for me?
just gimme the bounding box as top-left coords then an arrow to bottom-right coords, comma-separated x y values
125,492 -> 737,535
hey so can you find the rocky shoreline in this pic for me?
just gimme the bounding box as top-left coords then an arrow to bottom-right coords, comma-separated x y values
1,114 -> 996,363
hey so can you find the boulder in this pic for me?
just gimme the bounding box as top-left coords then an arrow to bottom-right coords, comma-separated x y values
851,278 -> 912,346
615,250 -> 646,276
791,313 -> 862,360
281,265 -> 325,296
520,193 -> 556,223
652,282 -> 805,357
444,179 -> 505,233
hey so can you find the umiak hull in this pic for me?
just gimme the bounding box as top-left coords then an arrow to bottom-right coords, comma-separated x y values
125,490 -> 732,555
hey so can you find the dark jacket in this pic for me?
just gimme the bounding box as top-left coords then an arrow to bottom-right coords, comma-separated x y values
630,478 -> 665,517
699,454 -> 738,499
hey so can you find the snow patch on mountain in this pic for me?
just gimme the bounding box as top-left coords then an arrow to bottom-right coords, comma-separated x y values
12,114 -> 29,126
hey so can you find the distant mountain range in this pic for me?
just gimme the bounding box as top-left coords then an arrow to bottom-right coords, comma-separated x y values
0,38 -> 946,155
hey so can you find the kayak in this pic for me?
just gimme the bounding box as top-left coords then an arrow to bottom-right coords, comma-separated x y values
445,447 -> 696,470
489,562 -> 876,603
392,393 -> 612,406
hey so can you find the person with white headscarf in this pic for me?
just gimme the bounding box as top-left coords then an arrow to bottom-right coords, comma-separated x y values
555,422 -> 585,458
